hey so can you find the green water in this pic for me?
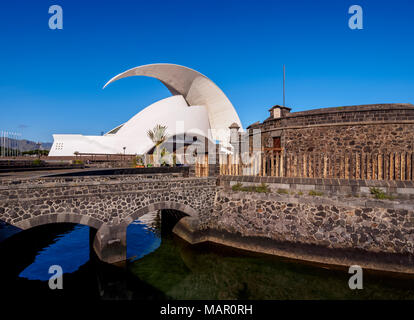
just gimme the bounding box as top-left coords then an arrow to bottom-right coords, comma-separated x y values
2,212 -> 412,300
129,235 -> 414,300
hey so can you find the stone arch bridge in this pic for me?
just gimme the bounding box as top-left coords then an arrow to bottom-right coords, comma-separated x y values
0,173 -> 216,263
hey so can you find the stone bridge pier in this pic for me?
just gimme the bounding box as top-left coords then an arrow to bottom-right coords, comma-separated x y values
0,174 -> 217,264
93,224 -> 128,264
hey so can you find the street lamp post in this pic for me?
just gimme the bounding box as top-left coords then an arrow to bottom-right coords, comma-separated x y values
123,147 -> 126,161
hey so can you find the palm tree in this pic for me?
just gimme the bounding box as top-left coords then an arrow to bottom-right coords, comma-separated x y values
147,124 -> 168,166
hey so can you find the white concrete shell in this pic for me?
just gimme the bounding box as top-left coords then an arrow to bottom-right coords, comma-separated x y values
103,63 -> 242,143
49,63 -> 242,157
50,95 -> 210,156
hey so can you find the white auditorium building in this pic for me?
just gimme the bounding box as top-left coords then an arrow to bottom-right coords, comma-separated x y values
49,63 -> 242,157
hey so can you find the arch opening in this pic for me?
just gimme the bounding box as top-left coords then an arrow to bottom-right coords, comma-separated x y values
0,218 -> 21,243
0,222 -> 97,286
125,203 -> 195,262
11,213 -> 105,231
123,201 -> 198,225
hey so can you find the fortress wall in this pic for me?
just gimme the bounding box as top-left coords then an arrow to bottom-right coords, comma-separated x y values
253,104 -> 414,154
196,188 -> 414,274
173,175 -> 414,274
282,123 -> 414,154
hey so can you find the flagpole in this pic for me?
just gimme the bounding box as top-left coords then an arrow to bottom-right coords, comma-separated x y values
283,64 -> 286,107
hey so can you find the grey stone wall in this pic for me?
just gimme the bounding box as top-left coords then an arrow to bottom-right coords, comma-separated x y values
202,190 -> 414,256
247,103 -> 414,155
283,123 -> 414,154
0,172 -> 186,187
173,175 -> 414,272
219,175 -> 414,200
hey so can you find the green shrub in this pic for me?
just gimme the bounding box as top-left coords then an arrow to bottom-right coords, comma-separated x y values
297,191 -> 303,195
32,159 -> 42,166
73,159 -> 84,165
232,183 -> 243,191
231,182 -> 270,193
23,150 -> 49,156
243,186 -> 256,192
369,187 -> 385,199
256,183 -> 270,193
277,189 -> 289,194
309,190 -> 324,196
370,187 -> 394,200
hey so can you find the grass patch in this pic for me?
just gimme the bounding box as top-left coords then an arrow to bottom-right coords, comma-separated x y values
231,183 -> 243,192
369,187 -> 395,200
231,183 -> 270,193
32,159 -> 42,166
308,190 -> 324,196
256,183 -> 271,193
277,189 -> 289,194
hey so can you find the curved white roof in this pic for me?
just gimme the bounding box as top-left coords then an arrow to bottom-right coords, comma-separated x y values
49,64 -> 242,157
103,63 -> 243,143
116,95 -> 211,153
49,95 -> 211,156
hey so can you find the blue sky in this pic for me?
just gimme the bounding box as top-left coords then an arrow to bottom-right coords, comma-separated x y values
0,0 -> 413,142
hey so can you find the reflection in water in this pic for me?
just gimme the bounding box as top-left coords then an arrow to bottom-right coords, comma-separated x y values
129,234 -> 414,300
1,211 -> 414,300
19,225 -> 90,280
127,211 -> 161,262
0,221 -> 21,242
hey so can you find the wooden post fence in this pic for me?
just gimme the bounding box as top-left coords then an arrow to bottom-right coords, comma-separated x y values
218,151 -> 414,181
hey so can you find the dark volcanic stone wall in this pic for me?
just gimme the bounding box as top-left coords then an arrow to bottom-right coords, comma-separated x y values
283,123 -> 414,153
203,190 -> 414,257
251,104 -> 414,154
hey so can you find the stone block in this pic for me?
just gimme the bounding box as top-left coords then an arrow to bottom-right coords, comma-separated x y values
396,188 -> 414,194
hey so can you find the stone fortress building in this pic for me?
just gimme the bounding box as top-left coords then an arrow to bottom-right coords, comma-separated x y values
246,103 -> 414,155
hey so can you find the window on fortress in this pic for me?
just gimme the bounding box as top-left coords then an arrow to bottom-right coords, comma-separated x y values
273,137 -> 281,149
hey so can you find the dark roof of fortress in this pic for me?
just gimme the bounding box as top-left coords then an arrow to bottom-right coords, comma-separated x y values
247,103 -> 414,128
282,103 -> 413,118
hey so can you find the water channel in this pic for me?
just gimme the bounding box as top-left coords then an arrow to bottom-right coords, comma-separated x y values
0,211 -> 413,300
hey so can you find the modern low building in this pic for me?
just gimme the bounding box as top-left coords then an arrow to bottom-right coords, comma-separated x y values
49,63 -> 242,157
